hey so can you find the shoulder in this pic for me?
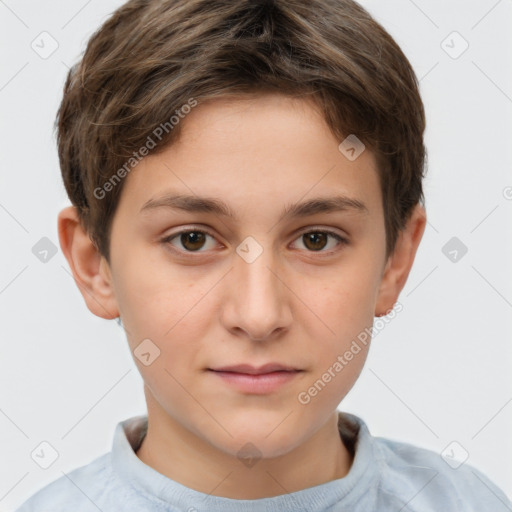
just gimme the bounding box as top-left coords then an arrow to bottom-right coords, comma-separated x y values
14,452 -> 120,512
371,435 -> 512,511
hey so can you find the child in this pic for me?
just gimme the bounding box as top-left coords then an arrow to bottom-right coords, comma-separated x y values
16,0 -> 511,510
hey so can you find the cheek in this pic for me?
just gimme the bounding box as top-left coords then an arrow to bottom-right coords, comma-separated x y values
309,270 -> 377,335
112,250 -> 207,338
302,270 -> 376,392
116,288 -> 214,388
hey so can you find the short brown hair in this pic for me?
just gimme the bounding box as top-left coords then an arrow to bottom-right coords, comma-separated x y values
56,0 -> 427,264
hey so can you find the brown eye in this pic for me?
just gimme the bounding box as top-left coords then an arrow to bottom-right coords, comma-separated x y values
292,230 -> 348,253
303,232 -> 329,251
179,231 -> 207,251
163,230 -> 217,252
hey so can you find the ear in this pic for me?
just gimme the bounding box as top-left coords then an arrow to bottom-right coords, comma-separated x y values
57,206 -> 119,320
374,204 -> 426,316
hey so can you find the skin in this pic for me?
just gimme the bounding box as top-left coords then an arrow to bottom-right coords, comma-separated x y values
58,93 -> 426,499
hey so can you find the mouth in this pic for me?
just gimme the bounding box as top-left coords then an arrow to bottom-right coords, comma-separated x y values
208,363 -> 302,375
207,365 -> 303,394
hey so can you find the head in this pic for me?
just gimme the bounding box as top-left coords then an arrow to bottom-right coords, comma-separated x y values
57,0 -> 427,459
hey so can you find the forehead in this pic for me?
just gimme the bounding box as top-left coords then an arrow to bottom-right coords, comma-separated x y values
116,94 -> 382,222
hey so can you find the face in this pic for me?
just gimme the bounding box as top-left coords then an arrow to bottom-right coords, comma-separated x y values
104,94 -> 389,458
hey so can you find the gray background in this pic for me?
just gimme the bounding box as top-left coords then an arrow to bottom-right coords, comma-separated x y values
1,0 -> 511,509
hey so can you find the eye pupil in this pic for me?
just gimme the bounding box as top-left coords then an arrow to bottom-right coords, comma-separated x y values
304,232 -> 328,251
182,231 -> 206,251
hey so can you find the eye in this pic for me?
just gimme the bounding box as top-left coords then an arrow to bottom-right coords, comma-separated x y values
291,229 -> 348,253
161,227 -> 349,255
161,228 -> 218,253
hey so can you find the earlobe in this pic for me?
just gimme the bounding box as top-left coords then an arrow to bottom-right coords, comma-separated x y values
374,204 -> 426,317
57,206 -> 119,320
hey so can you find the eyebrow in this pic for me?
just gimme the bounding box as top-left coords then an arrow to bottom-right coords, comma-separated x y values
139,192 -> 369,221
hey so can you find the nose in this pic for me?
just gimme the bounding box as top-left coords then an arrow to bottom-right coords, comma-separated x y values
220,243 -> 293,342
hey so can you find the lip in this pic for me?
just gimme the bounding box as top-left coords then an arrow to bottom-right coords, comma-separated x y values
209,363 -> 300,375
208,369 -> 302,394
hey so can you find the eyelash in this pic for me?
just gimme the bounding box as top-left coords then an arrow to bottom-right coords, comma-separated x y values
160,226 -> 349,256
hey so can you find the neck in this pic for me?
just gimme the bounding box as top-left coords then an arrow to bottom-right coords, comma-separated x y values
135,395 -> 353,499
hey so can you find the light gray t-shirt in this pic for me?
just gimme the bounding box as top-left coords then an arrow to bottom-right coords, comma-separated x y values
15,411 -> 512,511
